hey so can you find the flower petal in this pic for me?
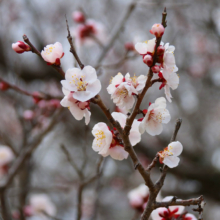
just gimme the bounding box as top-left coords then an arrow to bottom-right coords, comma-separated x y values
163,156 -> 180,168
168,141 -> 183,156
108,146 -> 129,160
135,42 -> 148,54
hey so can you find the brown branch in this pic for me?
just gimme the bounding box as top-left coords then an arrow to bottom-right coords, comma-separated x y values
65,17 -> 84,70
23,35 -> 65,77
60,145 -> 84,180
0,77 -> 62,101
0,192 -> 11,220
0,109 -> 63,194
124,8 -> 167,137
146,154 -> 159,171
154,195 -> 204,209
95,0 -> 138,67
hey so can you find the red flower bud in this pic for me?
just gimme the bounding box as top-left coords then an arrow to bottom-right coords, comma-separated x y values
72,11 -> 86,23
12,41 -> 31,54
0,82 -> 10,91
149,23 -> 165,38
143,54 -> 153,67
157,45 -> 165,55
124,42 -> 135,51
151,65 -> 160,73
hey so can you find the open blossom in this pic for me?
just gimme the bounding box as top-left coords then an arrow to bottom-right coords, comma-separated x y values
135,38 -> 156,55
61,65 -> 101,102
139,97 -> 171,136
12,41 -> 31,54
92,112 -> 141,160
72,19 -> 106,46
25,194 -> 56,218
158,141 -> 183,168
151,196 -> 197,220
60,88 -> 91,125
127,184 -> 149,211
162,43 -> 176,69
107,73 -> 146,111
150,23 -> 165,38
158,66 -> 179,102
41,42 -> 64,65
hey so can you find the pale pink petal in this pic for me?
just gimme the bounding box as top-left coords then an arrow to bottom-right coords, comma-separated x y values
112,112 -> 127,128
163,156 -> 180,168
108,145 -> 129,160
145,120 -> 163,136
135,42 -> 148,54
168,141 -> 183,157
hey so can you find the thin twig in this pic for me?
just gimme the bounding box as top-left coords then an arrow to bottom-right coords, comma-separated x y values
23,35 -> 65,77
95,0 -> 138,68
0,77 -> 62,101
60,145 -> 84,180
65,16 -> 84,70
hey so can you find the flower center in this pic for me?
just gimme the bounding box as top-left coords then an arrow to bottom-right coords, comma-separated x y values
45,46 -> 55,55
71,74 -> 88,91
95,130 -> 106,147
117,87 -> 128,98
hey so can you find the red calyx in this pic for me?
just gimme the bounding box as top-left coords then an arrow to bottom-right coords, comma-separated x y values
55,58 -> 61,66
0,82 -> 10,91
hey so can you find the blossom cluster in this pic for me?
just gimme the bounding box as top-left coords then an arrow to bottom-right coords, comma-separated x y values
128,184 -> 197,220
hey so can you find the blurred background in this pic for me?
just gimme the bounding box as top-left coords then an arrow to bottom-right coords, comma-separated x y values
0,0 -> 220,219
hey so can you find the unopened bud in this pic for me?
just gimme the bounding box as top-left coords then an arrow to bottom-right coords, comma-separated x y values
157,45 -> 165,55
0,82 -> 10,91
151,65 -> 160,73
124,42 -> 135,51
143,54 -> 153,67
72,11 -> 85,23
23,110 -> 34,120
12,41 -> 31,54
32,92 -> 42,104
150,23 -> 165,38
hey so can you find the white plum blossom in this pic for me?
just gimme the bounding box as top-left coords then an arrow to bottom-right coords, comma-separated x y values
107,72 -> 146,111
162,42 -> 176,69
151,196 -> 196,220
158,141 -> 183,168
158,66 -> 179,102
41,42 -> 64,65
127,184 -> 149,210
135,38 -> 156,55
0,145 -> 14,167
61,65 -> 101,102
60,88 -> 91,125
150,24 -> 165,38
26,194 -> 56,219
91,112 -> 141,161
72,19 -> 107,47
139,97 -> 171,136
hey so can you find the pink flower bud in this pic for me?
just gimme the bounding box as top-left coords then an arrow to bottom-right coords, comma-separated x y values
23,206 -> 33,217
124,42 -> 135,51
143,54 -> 153,66
32,92 -> 42,104
49,99 -> 61,108
12,41 -> 31,54
23,110 -> 34,120
151,65 -> 160,73
157,45 -> 165,55
149,24 -> 165,38
72,11 -> 85,23
12,210 -> 20,219
0,82 -> 10,91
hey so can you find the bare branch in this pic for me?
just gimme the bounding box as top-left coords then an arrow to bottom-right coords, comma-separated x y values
95,0 -> 138,68
65,17 -> 84,70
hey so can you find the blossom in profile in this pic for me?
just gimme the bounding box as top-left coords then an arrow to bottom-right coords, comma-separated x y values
150,23 -> 165,38
60,88 -> 91,125
151,196 -> 197,220
12,41 -> 31,54
72,19 -> 107,46
135,38 -> 156,55
158,66 -> 179,102
24,194 -> 56,219
91,112 -> 141,160
61,65 -> 101,102
107,73 -> 146,111
158,141 -> 183,168
41,42 -> 64,65
162,43 -> 176,69
127,184 -> 149,211
139,97 -> 170,136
